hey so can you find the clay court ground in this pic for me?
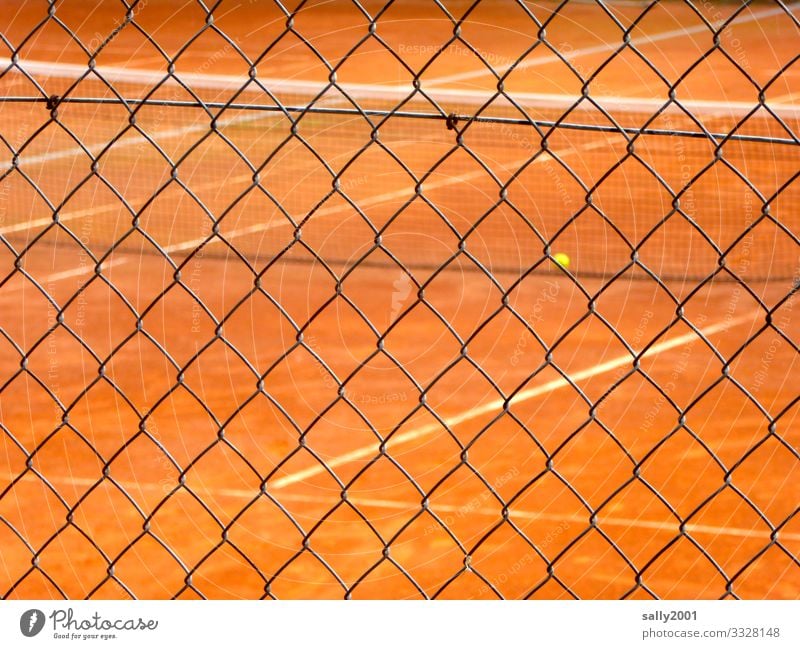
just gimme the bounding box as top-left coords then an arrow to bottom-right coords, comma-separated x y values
0,0 -> 798,599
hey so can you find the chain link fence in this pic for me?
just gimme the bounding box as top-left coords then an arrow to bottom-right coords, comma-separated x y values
0,0 -> 798,599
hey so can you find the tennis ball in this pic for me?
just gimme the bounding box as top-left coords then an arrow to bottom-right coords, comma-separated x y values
553,252 -> 571,269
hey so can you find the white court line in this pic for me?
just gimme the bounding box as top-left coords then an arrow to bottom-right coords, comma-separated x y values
0,171 -> 240,291
2,137 -> 609,275
0,203 -> 119,235
164,139 -> 609,256
0,255 -> 129,290
321,496 -> 800,542
0,169 -> 254,237
2,59 -> 796,121
270,309 -> 760,489
42,256 -> 128,284
771,91 -> 800,104
1,471 -> 795,543
5,110 -> 271,168
429,2 -> 800,85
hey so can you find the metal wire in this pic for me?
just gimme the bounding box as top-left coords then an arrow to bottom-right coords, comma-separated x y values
4,95 -> 798,146
0,0 -> 798,600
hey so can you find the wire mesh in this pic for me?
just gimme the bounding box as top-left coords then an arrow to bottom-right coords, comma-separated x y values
0,0 -> 798,599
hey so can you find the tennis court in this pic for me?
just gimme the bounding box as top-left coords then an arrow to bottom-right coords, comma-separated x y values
0,0 -> 798,599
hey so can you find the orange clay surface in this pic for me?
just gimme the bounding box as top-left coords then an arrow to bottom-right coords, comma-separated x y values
0,1 -> 798,599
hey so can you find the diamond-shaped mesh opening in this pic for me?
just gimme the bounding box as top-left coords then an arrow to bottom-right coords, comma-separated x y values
1,0 -> 797,601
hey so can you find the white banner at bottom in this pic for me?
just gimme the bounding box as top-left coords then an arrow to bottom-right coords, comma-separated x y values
0,600 -> 797,648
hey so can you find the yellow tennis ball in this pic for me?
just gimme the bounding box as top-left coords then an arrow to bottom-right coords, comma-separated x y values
553,252 -> 570,269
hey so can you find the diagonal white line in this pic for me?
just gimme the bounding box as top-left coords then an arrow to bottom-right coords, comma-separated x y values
428,2 -> 800,85
2,470 -> 795,542
3,139 -> 609,272
268,309 -> 760,489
